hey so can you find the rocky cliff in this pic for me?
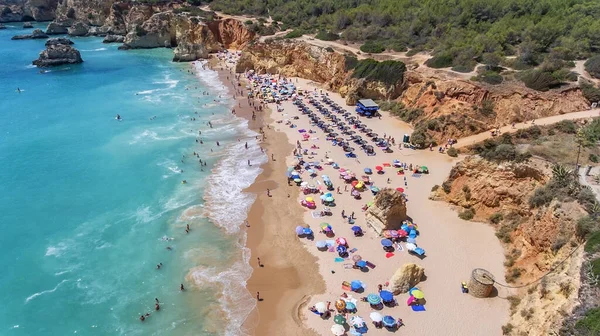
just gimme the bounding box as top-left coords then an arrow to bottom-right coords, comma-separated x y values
0,0 -> 58,22
431,156 -> 586,336
365,188 -> 408,234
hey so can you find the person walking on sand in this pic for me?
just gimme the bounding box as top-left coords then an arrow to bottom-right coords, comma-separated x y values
266,189 -> 271,197
257,257 -> 262,267
186,224 -> 190,232
341,210 -> 345,218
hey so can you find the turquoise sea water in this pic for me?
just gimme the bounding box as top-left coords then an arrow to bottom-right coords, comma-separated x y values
0,23 -> 262,335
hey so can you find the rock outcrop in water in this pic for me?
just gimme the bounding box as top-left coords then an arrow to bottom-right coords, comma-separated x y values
67,20 -> 88,36
11,27 -> 47,39
0,23 -> 5,29
45,20 -> 66,34
0,0 -> 59,22
45,36 -> 72,46
22,21 -> 32,28
102,34 -> 123,43
33,42 -> 82,67
365,188 -> 407,235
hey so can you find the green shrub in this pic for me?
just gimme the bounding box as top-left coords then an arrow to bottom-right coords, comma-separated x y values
502,323 -> 514,335
554,120 -> 577,134
520,70 -> 561,91
576,216 -> 600,239
515,126 -> 542,139
581,82 -> 600,103
474,71 -> 504,85
352,59 -> 406,86
451,64 -> 475,73
529,185 -> 554,208
447,147 -> 458,157
478,100 -> 495,117
315,30 -> 339,41
406,48 -> 421,57
591,258 -> 600,280
578,188 -> 598,213
489,212 -> 504,224
576,308 -> 600,334
442,181 -> 452,193
584,55 -> 600,80
458,208 -> 475,220
425,55 -> 453,68
585,231 -> 600,253
285,29 -> 303,38
244,20 -> 253,25
590,153 -> 599,163
344,55 -> 359,70
360,41 -> 385,54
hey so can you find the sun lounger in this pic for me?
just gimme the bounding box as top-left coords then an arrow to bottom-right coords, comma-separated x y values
365,261 -> 376,269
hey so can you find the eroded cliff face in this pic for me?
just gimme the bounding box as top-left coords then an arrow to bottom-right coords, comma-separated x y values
431,156 -> 585,336
0,0 -> 58,22
400,72 -> 591,142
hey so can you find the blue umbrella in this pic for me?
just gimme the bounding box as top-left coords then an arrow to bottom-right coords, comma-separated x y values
351,226 -> 362,232
364,168 -> 372,174
367,293 -> 381,305
337,245 -> 347,253
356,260 -> 367,268
303,228 -> 313,235
315,240 -> 327,248
382,315 -> 396,327
295,226 -> 304,235
409,229 -> 418,238
350,280 -> 363,291
346,301 -> 356,311
407,237 -> 417,244
380,239 -> 393,247
379,290 -> 394,302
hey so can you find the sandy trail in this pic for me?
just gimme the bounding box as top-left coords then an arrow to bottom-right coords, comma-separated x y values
455,109 -> 599,149
265,78 -> 510,335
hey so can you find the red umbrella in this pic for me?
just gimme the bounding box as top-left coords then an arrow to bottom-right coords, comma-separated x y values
375,166 -> 383,171
396,187 -> 404,192
397,229 -> 408,237
351,180 -> 359,187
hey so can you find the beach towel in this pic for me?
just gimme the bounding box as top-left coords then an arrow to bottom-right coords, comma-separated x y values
311,211 -> 322,218
366,261 -> 376,269
349,248 -> 357,254
411,305 -> 426,312
334,257 -> 345,262
412,174 -> 422,178
383,163 -> 391,167
342,281 -> 351,291
343,263 -> 354,269
328,246 -> 335,252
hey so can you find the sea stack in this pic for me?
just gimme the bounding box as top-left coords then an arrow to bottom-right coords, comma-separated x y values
11,29 -> 49,40
33,43 -> 83,67
23,22 -> 33,28
45,37 -> 74,46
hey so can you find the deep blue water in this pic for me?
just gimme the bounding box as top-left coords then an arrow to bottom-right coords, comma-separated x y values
0,23 -> 261,336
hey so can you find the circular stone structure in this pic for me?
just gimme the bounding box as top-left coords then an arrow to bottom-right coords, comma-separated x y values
468,268 -> 495,298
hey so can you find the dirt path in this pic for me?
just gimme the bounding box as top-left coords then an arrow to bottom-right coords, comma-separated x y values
455,109 -> 600,149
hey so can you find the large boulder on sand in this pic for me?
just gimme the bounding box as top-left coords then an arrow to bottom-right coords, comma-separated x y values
68,21 -> 89,36
33,44 -> 83,67
365,188 -> 407,234
389,263 -> 425,294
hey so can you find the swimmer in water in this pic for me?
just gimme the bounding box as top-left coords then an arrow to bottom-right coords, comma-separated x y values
17,88 -> 21,93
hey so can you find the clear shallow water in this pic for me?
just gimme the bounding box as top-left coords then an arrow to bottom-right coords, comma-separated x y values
0,23 -> 262,335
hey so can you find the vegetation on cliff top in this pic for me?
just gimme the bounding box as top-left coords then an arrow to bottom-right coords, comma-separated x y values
347,58 -> 406,85
209,0 -> 600,66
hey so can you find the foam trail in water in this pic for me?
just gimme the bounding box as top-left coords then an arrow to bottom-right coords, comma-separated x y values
25,279 -> 69,303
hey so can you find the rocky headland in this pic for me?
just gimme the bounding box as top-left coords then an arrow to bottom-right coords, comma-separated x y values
0,0 -> 59,22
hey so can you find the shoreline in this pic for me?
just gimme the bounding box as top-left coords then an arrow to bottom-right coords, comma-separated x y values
208,54 -> 325,336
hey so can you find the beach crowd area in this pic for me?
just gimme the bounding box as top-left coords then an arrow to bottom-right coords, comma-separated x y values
208,50 -> 511,336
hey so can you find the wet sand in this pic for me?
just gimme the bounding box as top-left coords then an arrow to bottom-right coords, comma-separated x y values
210,55 -> 324,336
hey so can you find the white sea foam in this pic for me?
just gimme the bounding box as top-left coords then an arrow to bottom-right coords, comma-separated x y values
193,60 -> 230,98
25,279 -> 69,303
189,233 -> 255,336
45,242 -> 68,257
80,48 -> 107,52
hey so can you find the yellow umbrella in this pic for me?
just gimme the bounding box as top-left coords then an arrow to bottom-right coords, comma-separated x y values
356,182 -> 363,189
306,197 -> 314,203
412,290 -> 425,299
335,300 -> 346,310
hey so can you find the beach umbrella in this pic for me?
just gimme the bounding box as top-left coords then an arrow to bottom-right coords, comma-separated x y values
345,301 -> 356,311
351,316 -> 365,327
367,294 -> 381,305
369,312 -> 383,322
407,237 -> 417,244
336,237 -> 347,245
294,178 -> 302,183
315,240 -> 327,248
325,196 -> 335,202
409,229 -> 418,238
380,239 -> 393,247
351,190 -> 360,197
356,260 -> 367,268
335,300 -> 346,310
379,290 -> 394,302
375,166 -> 383,171
351,180 -> 359,187
334,314 -> 347,325
300,181 -> 308,187
370,186 -> 380,193
396,187 -> 404,193
315,302 -> 327,313
412,289 -> 425,299
331,324 -> 345,335
364,168 -> 372,174
406,242 -> 417,251
303,228 -> 313,235
337,245 -> 347,254
306,197 -> 314,203
351,254 -> 362,262
296,226 -> 305,235
320,222 -> 330,228
355,182 -> 363,189
397,229 -> 408,237
351,226 -> 362,233
382,316 -> 396,328
350,280 -> 363,291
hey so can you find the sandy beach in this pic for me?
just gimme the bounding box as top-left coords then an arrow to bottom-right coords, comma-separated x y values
210,52 -> 510,335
